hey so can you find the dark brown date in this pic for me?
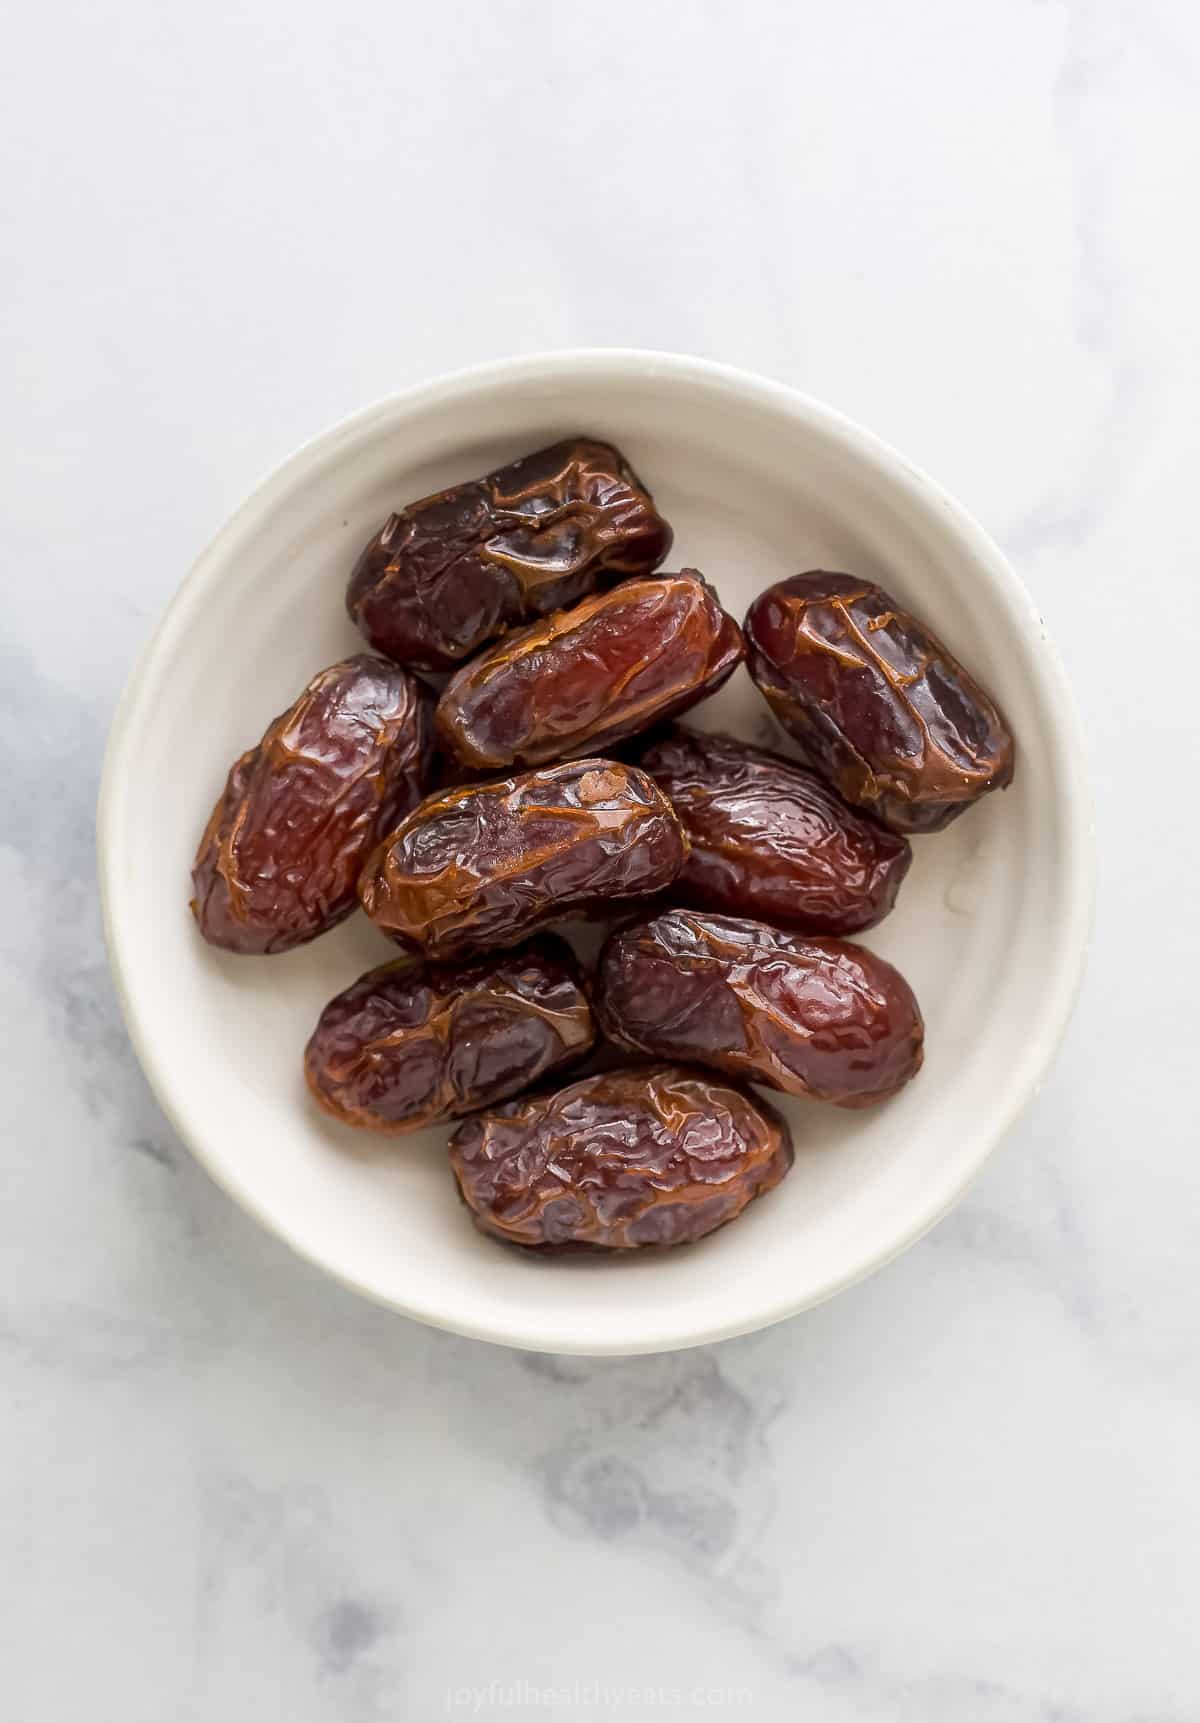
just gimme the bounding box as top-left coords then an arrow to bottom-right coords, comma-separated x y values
448,1065 -> 793,1251
637,727 -> 911,934
358,759 -> 688,959
304,937 -> 594,1134
435,572 -> 744,771
347,438 -> 672,671
191,655 -> 433,955
744,572 -> 1015,833
596,909 -> 924,1107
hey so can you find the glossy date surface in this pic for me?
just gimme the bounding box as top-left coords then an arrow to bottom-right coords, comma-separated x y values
435,571 -> 744,770
744,572 -> 1015,833
304,937 -> 594,1134
347,438 -> 672,671
596,909 -> 924,1107
637,727 -> 911,934
358,759 -> 688,959
448,1065 -> 793,1251
191,655 -> 433,955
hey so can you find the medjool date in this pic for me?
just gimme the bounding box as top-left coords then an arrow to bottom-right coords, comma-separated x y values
304,937 -> 594,1133
435,572 -> 744,771
191,655 -> 433,954
744,572 -> 1014,833
347,438 -> 672,671
596,909 -> 923,1107
358,759 -> 687,959
448,1065 -> 793,1251
637,727 -> 910,934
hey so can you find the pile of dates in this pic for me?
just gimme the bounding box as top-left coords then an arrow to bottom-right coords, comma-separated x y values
192,437 -> 1015,1255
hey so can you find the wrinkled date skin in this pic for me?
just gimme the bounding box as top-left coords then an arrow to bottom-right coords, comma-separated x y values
191,656 -> 433,955
637,727 -> 911,935
435,571 -> 744,771
596,909 -> 924,1107
347,439 -> 672,671
304,936 -> 595,1134
744,572 -> 1015,833
358,759 -> 688,959
448,1064 -> 793,1251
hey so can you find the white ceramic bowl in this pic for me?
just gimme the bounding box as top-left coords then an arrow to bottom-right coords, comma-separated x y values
98,351 -> 1093,1355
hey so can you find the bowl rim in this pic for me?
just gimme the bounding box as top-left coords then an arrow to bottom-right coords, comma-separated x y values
97,347 -> 1096,1354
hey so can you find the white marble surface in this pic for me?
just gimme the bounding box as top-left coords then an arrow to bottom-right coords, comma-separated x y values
3,1 -> 1198,1717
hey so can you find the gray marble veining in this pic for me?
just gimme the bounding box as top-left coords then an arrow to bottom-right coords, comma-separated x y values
3,1 -> 1199,1717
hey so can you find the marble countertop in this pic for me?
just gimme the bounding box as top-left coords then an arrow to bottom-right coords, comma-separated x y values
4,2 -> 1198,1717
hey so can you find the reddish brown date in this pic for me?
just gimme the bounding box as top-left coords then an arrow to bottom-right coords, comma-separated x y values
347,439 -> 672,671
435,572 -> 744,771
358,759 -> 688,960
448,1065 -> 793,1251
596,909 -> 924,1107
304,937 -> 595,1134
744,572 -> 1015,833
637,727 -> 911,935
191,655 -> 433,955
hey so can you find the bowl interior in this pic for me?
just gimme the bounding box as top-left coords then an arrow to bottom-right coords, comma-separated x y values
100,354 -> 1090,1353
